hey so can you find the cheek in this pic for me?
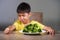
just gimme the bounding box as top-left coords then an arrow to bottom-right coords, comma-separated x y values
23,17 -> 27,20
24,16 -> 29,19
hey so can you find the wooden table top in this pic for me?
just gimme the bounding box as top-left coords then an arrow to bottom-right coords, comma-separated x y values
0,31 -> 60,40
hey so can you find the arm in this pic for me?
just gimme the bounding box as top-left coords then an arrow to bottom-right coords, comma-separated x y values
4,25 -> 16,34
35,21 -> 55,35
43,26 -> 55,35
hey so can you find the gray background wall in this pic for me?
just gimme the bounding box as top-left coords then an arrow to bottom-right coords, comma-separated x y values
0,0 -> 60,31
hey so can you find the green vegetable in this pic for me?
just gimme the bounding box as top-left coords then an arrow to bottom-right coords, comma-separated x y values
23,23 -> 42,33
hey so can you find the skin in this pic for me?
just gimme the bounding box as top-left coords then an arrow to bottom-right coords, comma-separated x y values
4,12 -> 55,35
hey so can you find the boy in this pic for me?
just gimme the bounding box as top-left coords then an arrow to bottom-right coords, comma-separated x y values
4,2 -> 55,35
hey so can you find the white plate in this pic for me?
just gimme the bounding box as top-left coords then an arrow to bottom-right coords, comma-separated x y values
23,32 -> 41,35
19,30 -> 47,35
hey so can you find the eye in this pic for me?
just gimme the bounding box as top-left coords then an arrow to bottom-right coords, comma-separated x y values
22,15 -> 25,17
18,15 -> 21,17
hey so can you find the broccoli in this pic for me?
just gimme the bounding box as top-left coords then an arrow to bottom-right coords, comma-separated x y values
23,23 -> 42,33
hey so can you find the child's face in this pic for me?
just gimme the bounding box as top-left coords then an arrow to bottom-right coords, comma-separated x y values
17,12 -> 31,23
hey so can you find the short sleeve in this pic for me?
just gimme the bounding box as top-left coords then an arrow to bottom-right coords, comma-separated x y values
13,20 -> 24,31
13,20 -> 19,31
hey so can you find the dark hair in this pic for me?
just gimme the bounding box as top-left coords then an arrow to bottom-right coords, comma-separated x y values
17,2 -> 31,13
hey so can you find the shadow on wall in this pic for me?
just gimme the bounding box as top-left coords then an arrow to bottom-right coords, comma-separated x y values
0,23 -> 13,31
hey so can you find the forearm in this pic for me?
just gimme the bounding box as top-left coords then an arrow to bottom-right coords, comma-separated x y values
43,26 -> 52,31
4,25 -> 15,34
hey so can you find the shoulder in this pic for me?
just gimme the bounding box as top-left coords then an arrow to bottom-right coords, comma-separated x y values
30,20 -> 40,24
30,20 -> 45,29
14,20 -> 21,23
31,20 -> 45,26
13,20 -> 22,25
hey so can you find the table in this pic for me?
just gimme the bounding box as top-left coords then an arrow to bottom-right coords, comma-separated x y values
0,31 -> 60,40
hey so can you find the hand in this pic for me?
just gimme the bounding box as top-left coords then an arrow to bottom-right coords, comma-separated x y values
4,28 -> 10,34
4,25 -> 15,34
47,27 -> 55,35
43,26 -> 55,35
